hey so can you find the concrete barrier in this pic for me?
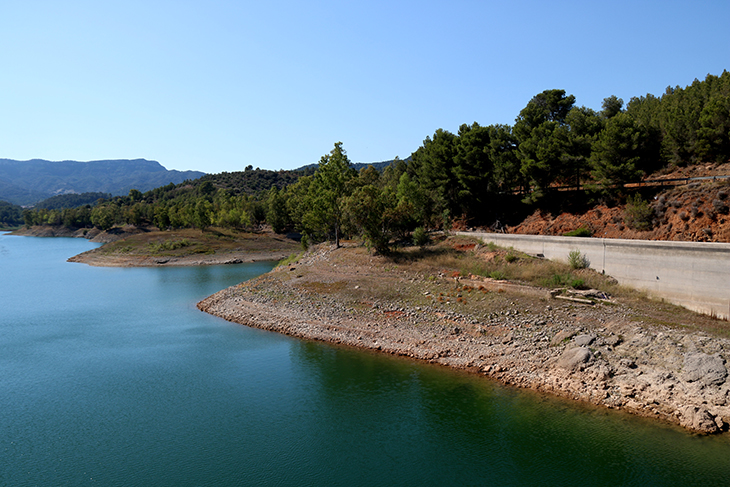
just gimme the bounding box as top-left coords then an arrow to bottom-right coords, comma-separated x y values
458,232 -> 730,320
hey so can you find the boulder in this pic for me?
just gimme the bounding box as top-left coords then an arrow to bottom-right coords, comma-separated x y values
574,334 -> 596,347
557,347 -> 594,372
681,353 -> 727,386
680,406 -> 719,433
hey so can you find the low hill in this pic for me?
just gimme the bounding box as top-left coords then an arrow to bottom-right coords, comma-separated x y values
0,158 -> 205,206
34,192 -> 112,210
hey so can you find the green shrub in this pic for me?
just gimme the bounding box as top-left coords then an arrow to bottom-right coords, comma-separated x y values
489,270 -> 506,280
413,226 -> 429,247
278,252 -> 303,267
568,249 -> 590,269
570,278 -> 586,289
505,251 -> 517,263
624,194 -> 654,230
563,226 -> 592,237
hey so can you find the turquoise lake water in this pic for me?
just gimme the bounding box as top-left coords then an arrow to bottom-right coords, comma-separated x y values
2,233 -> 730,486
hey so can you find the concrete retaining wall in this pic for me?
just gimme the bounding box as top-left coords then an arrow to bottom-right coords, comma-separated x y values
459,232 -> 730,320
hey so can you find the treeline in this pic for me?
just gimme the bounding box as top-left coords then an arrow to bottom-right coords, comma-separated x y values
0,201 -> 23,228
19,72 -> 730,252
35,192 -> 111,210
20,167 -> 315,231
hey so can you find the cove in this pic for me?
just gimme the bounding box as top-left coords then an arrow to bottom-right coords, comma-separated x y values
2,233 -> 730,486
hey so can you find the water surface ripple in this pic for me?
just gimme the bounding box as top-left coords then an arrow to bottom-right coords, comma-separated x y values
1,233 -> 729,486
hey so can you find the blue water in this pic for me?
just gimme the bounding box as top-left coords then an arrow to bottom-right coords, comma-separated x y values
2,233 -> 730,486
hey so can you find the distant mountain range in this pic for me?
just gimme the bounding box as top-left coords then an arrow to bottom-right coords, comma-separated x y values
0,159 -> 205,206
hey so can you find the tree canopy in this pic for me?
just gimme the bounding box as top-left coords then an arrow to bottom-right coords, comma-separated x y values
20,71 -> 730,251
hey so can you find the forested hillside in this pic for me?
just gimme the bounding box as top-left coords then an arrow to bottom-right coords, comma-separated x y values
0,201 -> 23,228
0,158 -> 205,205
20,72 -> 730,248
34,192 -> 112,210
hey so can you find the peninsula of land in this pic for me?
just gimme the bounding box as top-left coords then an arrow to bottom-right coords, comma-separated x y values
197,236 -> 730,434
12,225 -> 300,267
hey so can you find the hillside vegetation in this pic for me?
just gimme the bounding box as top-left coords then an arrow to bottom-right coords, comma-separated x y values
17,71 -> 730,248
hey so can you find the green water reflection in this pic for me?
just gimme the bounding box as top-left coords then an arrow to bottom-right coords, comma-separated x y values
1,233 -> 729,486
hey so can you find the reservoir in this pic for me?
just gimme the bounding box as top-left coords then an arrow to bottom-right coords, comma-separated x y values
2,233 -> 730,486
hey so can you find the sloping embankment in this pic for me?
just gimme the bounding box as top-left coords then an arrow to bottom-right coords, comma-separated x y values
198,243 -> 730,434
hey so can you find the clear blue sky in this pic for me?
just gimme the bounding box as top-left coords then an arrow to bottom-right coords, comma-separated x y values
1,0 -> 728,173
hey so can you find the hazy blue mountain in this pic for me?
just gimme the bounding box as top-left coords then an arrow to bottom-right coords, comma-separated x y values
0,159 -> 205,206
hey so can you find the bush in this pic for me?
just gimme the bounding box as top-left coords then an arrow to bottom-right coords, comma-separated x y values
544,274 -> 586,289
489,270 -> 506,280
712,199 -> 729,215
413,226 -> 429,247
300,234 -> 310,251
624,194 -> 654,231
563,226 -> 593,237
570,278 -> 586,289
568,249 -> 590,269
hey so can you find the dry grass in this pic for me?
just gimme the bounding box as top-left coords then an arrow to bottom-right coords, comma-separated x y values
99,227 -> 300,257
266,236 -> 730,339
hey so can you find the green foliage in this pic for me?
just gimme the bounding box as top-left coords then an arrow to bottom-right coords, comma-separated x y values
17,71 -> 730,244
590,113 -> 646,195
601,95 -> 624,119
266,186 -> 290,233
563,226 -> 593,237
489,270 -> 506,280
35,192 -> 111,210
277,252 -> 303,267
409,128 -> 459,227
412,226 -> 429,247
344,183 -> 392,253
543,274 -> 586,289
624,194 -> 654,231
0,200 -> 24,227
302,142 -> 357,247
567,249 -> 590,269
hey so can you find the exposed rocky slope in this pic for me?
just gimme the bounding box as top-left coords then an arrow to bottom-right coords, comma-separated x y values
198,241 -> 730,434
510,165 -> 730,243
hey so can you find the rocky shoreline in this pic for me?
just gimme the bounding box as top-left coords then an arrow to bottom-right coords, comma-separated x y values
66,248 -> 291,267
198,244 -> 730,434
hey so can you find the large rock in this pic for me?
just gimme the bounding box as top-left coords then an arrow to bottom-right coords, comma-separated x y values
573,334 -> 596,347
557,347 -> 594,372
680,406 -> 719,433
681,353 -> 727,386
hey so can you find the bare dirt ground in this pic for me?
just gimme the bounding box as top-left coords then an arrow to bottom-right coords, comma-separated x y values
199,237 -> 730,434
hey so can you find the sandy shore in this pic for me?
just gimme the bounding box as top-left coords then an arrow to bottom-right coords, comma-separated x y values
198,244 -> 730,434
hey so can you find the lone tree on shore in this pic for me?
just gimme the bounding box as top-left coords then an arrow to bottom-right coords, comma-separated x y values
303,142 -> 356,247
